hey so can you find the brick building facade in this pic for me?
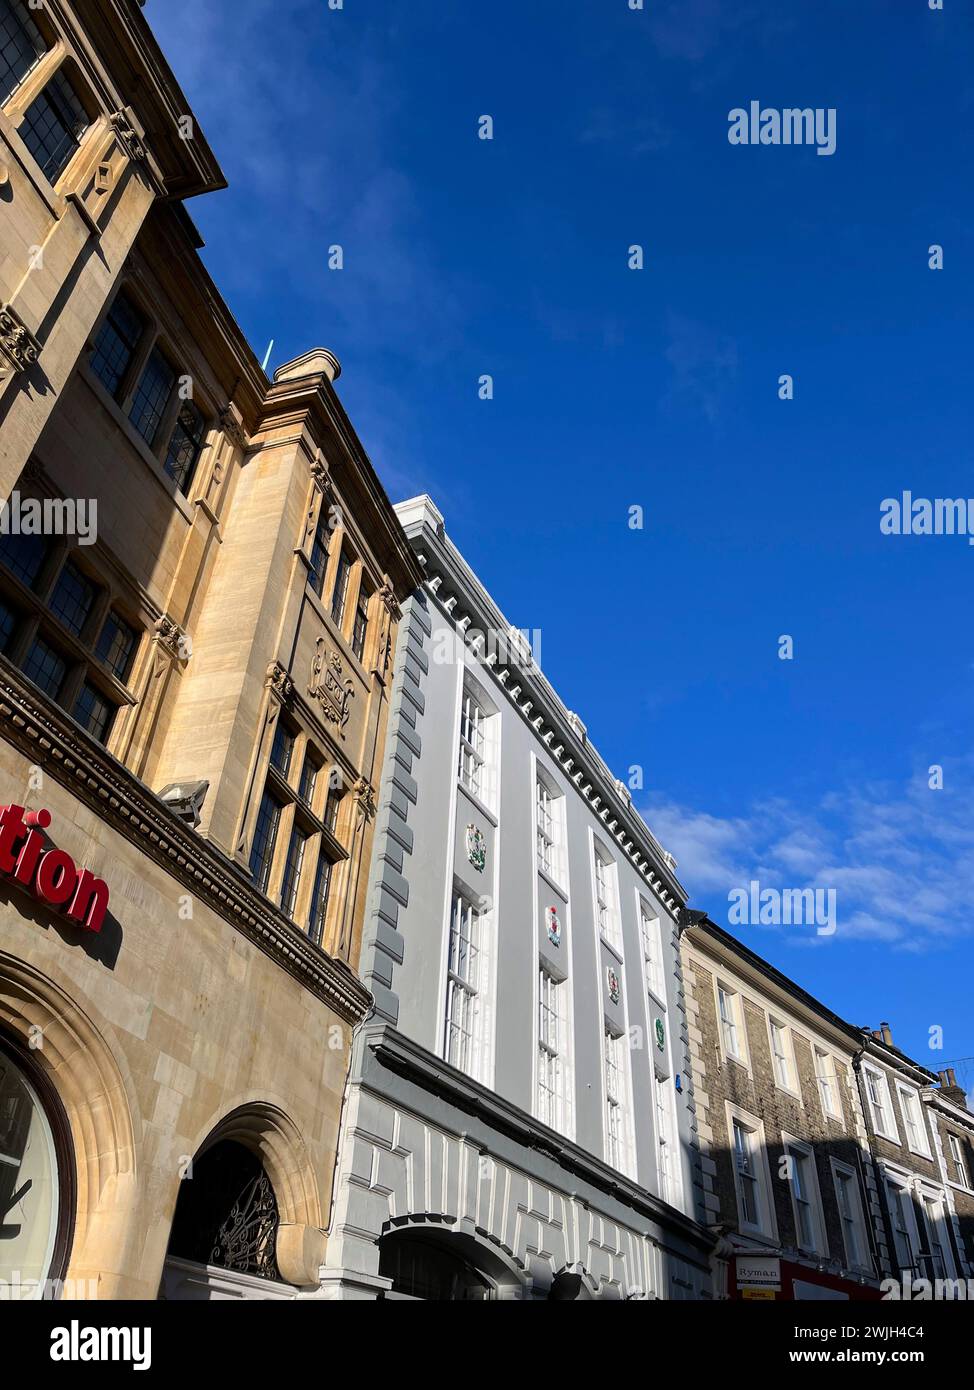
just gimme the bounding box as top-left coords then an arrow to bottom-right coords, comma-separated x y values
682,915 -> 973,1299
682,916 -> 880,1299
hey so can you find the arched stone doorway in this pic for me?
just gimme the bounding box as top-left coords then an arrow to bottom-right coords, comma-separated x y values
166,1140 -> 281,1281
0,953 -> 140,1297
160,1103 -> 325,1300
377,1224 -> 526,1301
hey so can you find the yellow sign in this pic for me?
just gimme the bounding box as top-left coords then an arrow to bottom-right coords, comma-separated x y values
741,1288 -> 776,1300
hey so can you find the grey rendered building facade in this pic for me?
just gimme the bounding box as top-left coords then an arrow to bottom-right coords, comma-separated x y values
322,496 -> 714,1300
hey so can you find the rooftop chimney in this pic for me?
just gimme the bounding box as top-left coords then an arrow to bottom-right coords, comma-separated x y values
938,1069 -> 968,1109
880,1021 -> 893,1047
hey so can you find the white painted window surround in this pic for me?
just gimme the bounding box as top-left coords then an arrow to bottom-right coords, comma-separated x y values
537,963 -> 572,1137
443,893 -> 492,1084
769,1018 -> 798,1094
815,1047 -> 843,1120
728,1104 -> 776,1240
603,1027 -> 635,1179
830,1158 -> 872,1273
717,983 -> 745,1064
948,1133 -> 971,1189
593,843 -> 621,953
864,1064 -> 900,1142
783,1134 -> 828,1256
896,1083 -> 932,1158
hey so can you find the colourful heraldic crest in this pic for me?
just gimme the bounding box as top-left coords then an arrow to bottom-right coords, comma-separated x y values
607,965 -> 621,1005
465,823 -> 486,872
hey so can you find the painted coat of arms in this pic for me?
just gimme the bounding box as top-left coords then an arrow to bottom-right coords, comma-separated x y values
606,966 -> 621,1005
465,823 -> 486,872
546,905 -> 561,946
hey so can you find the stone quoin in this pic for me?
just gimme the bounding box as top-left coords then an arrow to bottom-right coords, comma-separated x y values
0,804 -> 109,933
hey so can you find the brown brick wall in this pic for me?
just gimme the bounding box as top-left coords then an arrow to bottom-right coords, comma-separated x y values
933,1112 -> 974,1274
687,955 -> 871,1272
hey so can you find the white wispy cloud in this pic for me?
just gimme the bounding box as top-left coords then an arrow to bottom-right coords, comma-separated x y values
646,760 -> 974,951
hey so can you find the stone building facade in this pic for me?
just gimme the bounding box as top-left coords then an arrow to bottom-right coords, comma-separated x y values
682,916 -> 971,1299
323,496 -> 714,1300
0,0 -> 419,1300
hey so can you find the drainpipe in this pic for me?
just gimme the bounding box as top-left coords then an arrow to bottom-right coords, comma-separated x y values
851,1048 -> 886,1276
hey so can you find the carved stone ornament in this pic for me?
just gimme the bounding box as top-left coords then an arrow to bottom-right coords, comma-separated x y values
265,661 -> 294,704
0,304 -> 41,374
153,613 -> 190,661
218,402 -> 247,450
310,449 -> 332,492
378,573 -> 400,621
350,775 -> 377,823
110,109 -> 148,163
309,638 -> 354,736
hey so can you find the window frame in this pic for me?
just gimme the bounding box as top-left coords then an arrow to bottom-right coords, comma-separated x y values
536,961 -> 571,1136
456,675 -> 496,813
0,534 -> 142,747
716,981 -> 747,1067
947,1132 -> 972,1191
443,891 -> 490,1082
535,769 -> 566,889
0,0 -> 49,107
250,716 -> 349,948
14,57 -> 91,188
895,1081 -> 932,1159
330,546 -> 352,629
86,285 -> 214,500
916,1185 -> 955,1281
782,1133 -> 829,1257
593,840 -> 621,955
830,1157 -> 872,1274
639,898 -> 666,1005
863,1064 -> 900,1143
654,1067 -> 683,1211
815,1047 -> 843,1121
884,1169 -> 921,1274
767,1016 -> 799,1097
727,1103 -> 777,1241
602,1024 -> 635,1180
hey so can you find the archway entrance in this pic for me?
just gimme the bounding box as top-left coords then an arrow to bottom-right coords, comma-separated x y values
164,1139 -> 283,1295
378,1226 -> 524,1301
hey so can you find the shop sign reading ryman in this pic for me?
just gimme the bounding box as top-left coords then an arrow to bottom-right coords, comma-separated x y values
0,804 -> 110,933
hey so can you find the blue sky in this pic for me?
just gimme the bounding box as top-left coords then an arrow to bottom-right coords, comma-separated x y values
147,0 -> 973,1074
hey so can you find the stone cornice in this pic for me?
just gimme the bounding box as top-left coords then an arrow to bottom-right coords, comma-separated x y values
86,0 -> 226,198
407,523 -> 685,913
0,661 -> 371,1026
